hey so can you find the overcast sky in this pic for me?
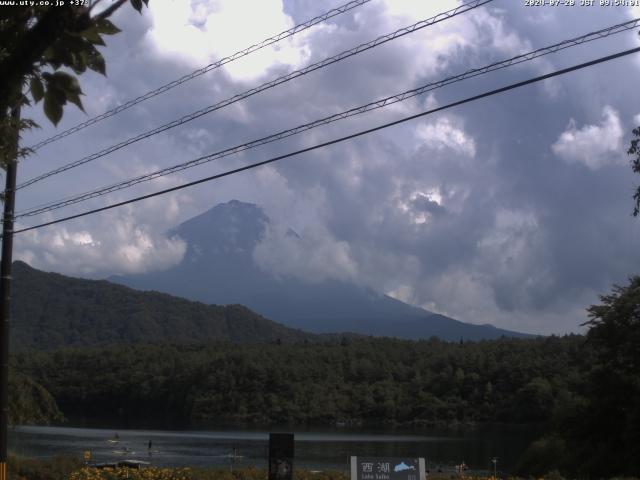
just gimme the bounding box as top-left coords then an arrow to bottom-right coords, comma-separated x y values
13,0 -> 640,335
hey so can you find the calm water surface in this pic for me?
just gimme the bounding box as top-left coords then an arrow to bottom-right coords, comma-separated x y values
10,424 -> 537,473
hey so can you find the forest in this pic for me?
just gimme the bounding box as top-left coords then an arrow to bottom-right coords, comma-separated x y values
12,335 -> 587,428
10,276 -> 640,477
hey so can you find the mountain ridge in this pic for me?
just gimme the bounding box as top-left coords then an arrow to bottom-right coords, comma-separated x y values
11,260 -> 322,350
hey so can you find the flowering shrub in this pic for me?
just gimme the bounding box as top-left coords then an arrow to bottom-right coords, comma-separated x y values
68,467 -> 350,480
70,466 -> 194,480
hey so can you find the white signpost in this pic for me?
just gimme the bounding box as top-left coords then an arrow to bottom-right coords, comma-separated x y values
351,457 -> 426,480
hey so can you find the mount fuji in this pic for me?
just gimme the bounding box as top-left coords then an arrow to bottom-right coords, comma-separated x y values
111,200 -> 532,341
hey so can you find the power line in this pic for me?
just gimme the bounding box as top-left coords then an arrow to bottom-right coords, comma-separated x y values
15,17 -> 640,219
26,0 -> 373,152
11,46 -> 640,236
18,0 -> 493,191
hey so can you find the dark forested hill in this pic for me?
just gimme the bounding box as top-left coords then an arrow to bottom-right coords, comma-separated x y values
11,261 -> 317,350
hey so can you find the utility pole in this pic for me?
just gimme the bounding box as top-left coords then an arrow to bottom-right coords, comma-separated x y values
0,106 -> 20,480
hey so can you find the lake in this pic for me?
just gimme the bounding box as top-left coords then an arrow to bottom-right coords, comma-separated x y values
9,424 -> 538,473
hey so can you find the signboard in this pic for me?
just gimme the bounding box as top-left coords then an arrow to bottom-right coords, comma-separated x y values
269,433 -> 294,480
351,457 -> 426,480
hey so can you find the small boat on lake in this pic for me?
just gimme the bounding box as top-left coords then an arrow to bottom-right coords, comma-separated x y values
112,449 -> 136,455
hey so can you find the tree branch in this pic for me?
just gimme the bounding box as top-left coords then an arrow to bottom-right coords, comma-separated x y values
94,0 -> 128,21
88,0 -> 106,13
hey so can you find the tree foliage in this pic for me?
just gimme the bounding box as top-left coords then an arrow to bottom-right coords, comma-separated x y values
521,278 -> 640,477
8,371 -> 63,426
0,0 -> 148,167
578,277 -> 640,476
628,128 -> 640,216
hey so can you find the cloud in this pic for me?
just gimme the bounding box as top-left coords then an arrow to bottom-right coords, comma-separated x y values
15,218 -> 186,277
14,194 -> 189,277
145,0 -> 311,81
411,192 -> 447,218
414,117 -> 476,157
409,268 -> 596,335
476,209 -> 551,312
552,106 -> 624,170
253,223 -> 359,284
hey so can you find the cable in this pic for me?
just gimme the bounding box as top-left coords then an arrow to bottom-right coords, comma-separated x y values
27,0 -> 373,152
20,0 -> 490,189
18,0 -> 493,191
11,46 -> 640,236
15,17 -> 640,219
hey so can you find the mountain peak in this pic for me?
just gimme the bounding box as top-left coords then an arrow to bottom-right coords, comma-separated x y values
12,260 -> 33,271
179,200 -> 265,227
173,200 -> 269,258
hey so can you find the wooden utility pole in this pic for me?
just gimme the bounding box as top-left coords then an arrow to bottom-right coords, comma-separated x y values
0,106 -> 20,480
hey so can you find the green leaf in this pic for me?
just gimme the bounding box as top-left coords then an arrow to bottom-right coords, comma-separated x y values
48,72 -> 85,113
86,50 -> 106,75
81,27 -> 106,46
30,76 -> 44,103
51,71 -> 82,95
48,83 -> 67,106
66,91 -> 85,113
130,0 -> 143,12
69,51 -> 87,75
95,19 -> 121,35
44,91 -> 63,126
